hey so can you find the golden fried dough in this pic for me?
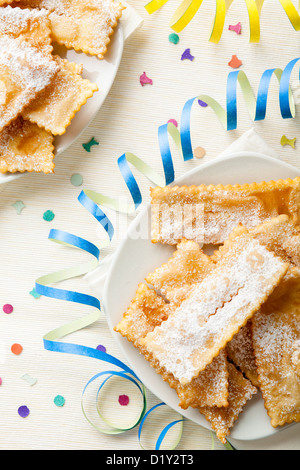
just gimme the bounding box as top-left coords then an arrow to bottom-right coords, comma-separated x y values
226,321 -> 259,387
0,116 -> 54,173
252,267 -> 300,427
0,5 -> 52,50
199,362 -> 257,444
140,229 -> 288,385
115,283 -> 229,409
213,215 -> 300,267
146,239 -> 215,306
0,35 -> 58,131
150,178 -> 300,245
12,0 -> 124,58
23,55 -> 98,135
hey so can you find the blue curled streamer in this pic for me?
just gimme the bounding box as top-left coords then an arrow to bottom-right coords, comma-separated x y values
117,153 -> 143,209
76,58 -> 299,230
138,403 -> 184,450
158,123 -> 176,184
82,370 -> 147,433
35,229 -> 138,379
36,56 -> 300,448
77,191 -> 115,241
35,228 -> 181,447
279,56 -> 299,118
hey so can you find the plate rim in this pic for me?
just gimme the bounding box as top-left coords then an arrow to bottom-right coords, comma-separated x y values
102,151 -> 300,441
55,23 -> 124,159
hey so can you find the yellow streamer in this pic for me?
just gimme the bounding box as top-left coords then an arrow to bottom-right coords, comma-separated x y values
145,0 -> 300,41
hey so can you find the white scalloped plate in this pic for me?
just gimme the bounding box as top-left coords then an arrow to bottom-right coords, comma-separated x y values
102,152 -> 300,442
0,23 -> 124,185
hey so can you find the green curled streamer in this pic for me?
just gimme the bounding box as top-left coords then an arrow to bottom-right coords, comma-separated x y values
81,370 -> 147,435
138,403 -> 184,450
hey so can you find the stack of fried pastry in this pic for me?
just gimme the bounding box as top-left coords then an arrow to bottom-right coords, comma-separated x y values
0,1 -> 123,173
115,177 -> 300,444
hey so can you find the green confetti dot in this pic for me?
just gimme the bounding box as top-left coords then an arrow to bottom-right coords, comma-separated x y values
169,33 -> 180,44
54,395 -> 65,407
12,200 -> 26,215
82,137 -> 99,152
43,210 -> 55,222
29,287 -> 41,299
70,173 -> 83,187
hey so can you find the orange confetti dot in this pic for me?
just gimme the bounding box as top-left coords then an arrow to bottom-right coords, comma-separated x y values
228,54 -> 242,69
11,343 -> 23,355
193,146 -> 206,159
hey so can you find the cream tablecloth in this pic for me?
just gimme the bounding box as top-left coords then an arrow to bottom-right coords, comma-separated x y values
1,0 -> 300,450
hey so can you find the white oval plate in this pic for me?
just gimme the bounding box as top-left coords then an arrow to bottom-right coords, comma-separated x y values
0,23 -> 124,185
102,151 -> 300,441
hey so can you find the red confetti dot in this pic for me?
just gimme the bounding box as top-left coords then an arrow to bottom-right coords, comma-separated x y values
228,22 -> 242,35
118,394 -> 129,406
167,119 -> 178,127
0,377 -> 2,385
139,72 -> 153,86
11,343 -> 23,355
3,304 -> 13,314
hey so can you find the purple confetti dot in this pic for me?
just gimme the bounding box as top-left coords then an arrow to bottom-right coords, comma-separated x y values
3,304 -> 13,314
181,48 -> 194,61
118,394 -> 129,406
198,99 -> 208,108
96,344 -> 106,353
18,405 -> 30,418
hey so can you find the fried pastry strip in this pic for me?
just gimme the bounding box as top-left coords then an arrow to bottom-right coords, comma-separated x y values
140,229 -> 289,385
134,238 -> 257,440
226,321 -> 259,387
0,5 -> 52,51
115,283 -> 229,409
251,214 -> 300,266
0,116 -> 54,173
150,178 -> 300,245
221,216 -> 300,386
213,215 -> 300,267
22,55 -> 98,135
0,35 -> 59,131
146,239 -> 215,306
0,0 -> 20,5
199,362 -> 257,444
154,240 -> 260,388
12,0 -> 124,59
252,267 -> 300,427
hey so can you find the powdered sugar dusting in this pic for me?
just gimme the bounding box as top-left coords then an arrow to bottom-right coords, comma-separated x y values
0,36 -> 57,88
226,321 -> 259,386
252,280 -> 300,426
0,117 -> 54,173
151,180 -> 300,245
115,283 -> 229,409
0,5 -> 49,35
200,362 -> 257,443
0,35 -> 58,129
14,0 -> 123,58
141,234 -> 288,384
